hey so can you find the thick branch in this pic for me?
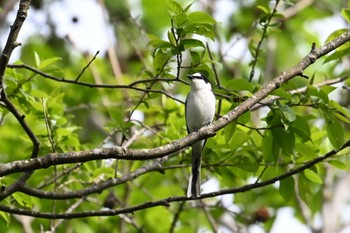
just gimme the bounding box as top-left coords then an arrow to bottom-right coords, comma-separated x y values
0,0 -> 31,85
0,139 -> 186,176
1,139 -> 349,219
17,155 -> 173,199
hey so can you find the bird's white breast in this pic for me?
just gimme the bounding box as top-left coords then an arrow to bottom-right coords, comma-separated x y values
186,88 -> 216,133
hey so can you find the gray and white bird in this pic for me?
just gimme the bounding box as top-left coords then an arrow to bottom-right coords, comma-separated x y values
185,72 -> 216,197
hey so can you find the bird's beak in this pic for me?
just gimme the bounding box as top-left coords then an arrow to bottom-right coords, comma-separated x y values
187,74 -> 193,80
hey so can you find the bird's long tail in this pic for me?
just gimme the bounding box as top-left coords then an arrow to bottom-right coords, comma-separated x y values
187,140 -> 204,198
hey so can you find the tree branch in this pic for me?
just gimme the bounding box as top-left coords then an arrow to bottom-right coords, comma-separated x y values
7,63 -> 185,104
15,154 -> 175,200
249,0 -> 280,82
1,139 -> 349,219
252,75 -> 350,110
0,0 -> 31,85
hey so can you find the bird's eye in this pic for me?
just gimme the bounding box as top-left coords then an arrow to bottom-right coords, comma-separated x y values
71,16 -> 79,23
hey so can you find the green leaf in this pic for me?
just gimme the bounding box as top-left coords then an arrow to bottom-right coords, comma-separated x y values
272,127 -> 295,155
298,175 -> 312,206
303,169 -> 323,184
189,51 -> 202,65
27,97 -> 44,112
306,84 -> 329,102
0,211 -> 10,225
187,12 -> 216,25
325,29 -> 348,43
184,1 -> 194,12
60,133 -> 80,150
147,34 -> 172,48
237,111 -> 251,124
167,30 -> 177,47
56,127 -> 79,137
291,115 -> 311,142
92,167 -> 115,179
224,122 -> 236,144
334,112 -> 350,124
329,100 -> 350,123
48,92 -> 65,115
306,84 -> 318,96
166,0 -> 183,15
39,57 -> 62,69
324,46 -> 350,64
257,5 -> 270,14
279,176 -> 295,201
341,8 -> 350,23
295,142 -> 317,160
328,160 -> 348,170
108,106 -> 126,129
13,192 -> 32,207
30,89 -> 50,98
277,102 -> 296,123
226,79 -> 254,91
235,153 -> 258,172
318,89 -> 329,103
153,49 -> 172,74
248,38 -> 257,57
173,13 -> 188,27
262,131 -> 279,163
191,63 -> 215,80
34,51 -> 41,67
320,85 -> 336,94
229,129 -> 251,152
181,39 -> 205,49
326,116 -> 345,150
183,23 -> 216,39
271,88 -> 291,100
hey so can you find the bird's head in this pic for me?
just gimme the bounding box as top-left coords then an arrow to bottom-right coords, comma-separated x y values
187,72 -> 212,90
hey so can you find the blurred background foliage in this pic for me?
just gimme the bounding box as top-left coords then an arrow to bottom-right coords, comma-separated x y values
0,0 -> 350,232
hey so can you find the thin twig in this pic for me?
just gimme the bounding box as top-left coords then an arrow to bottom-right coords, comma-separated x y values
7,63 -> 184,104
171,18 -> 182,79
249,0 -> 280,82
37,163 -> 83,189
169,201 -> 185,233
254,165 -> 268,183
42,98 -> 56,152
50,197 -> 86,231
75,50 -> 100,81
252,75 -> 350,110
206,42 -> 220,87
200,200 -> 218,232
42,97 -> 58,230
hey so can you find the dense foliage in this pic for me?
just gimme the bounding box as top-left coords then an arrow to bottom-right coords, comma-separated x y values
0,0 -> 350,232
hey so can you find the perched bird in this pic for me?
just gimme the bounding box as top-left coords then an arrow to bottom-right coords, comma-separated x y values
185,72 -> 216,197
